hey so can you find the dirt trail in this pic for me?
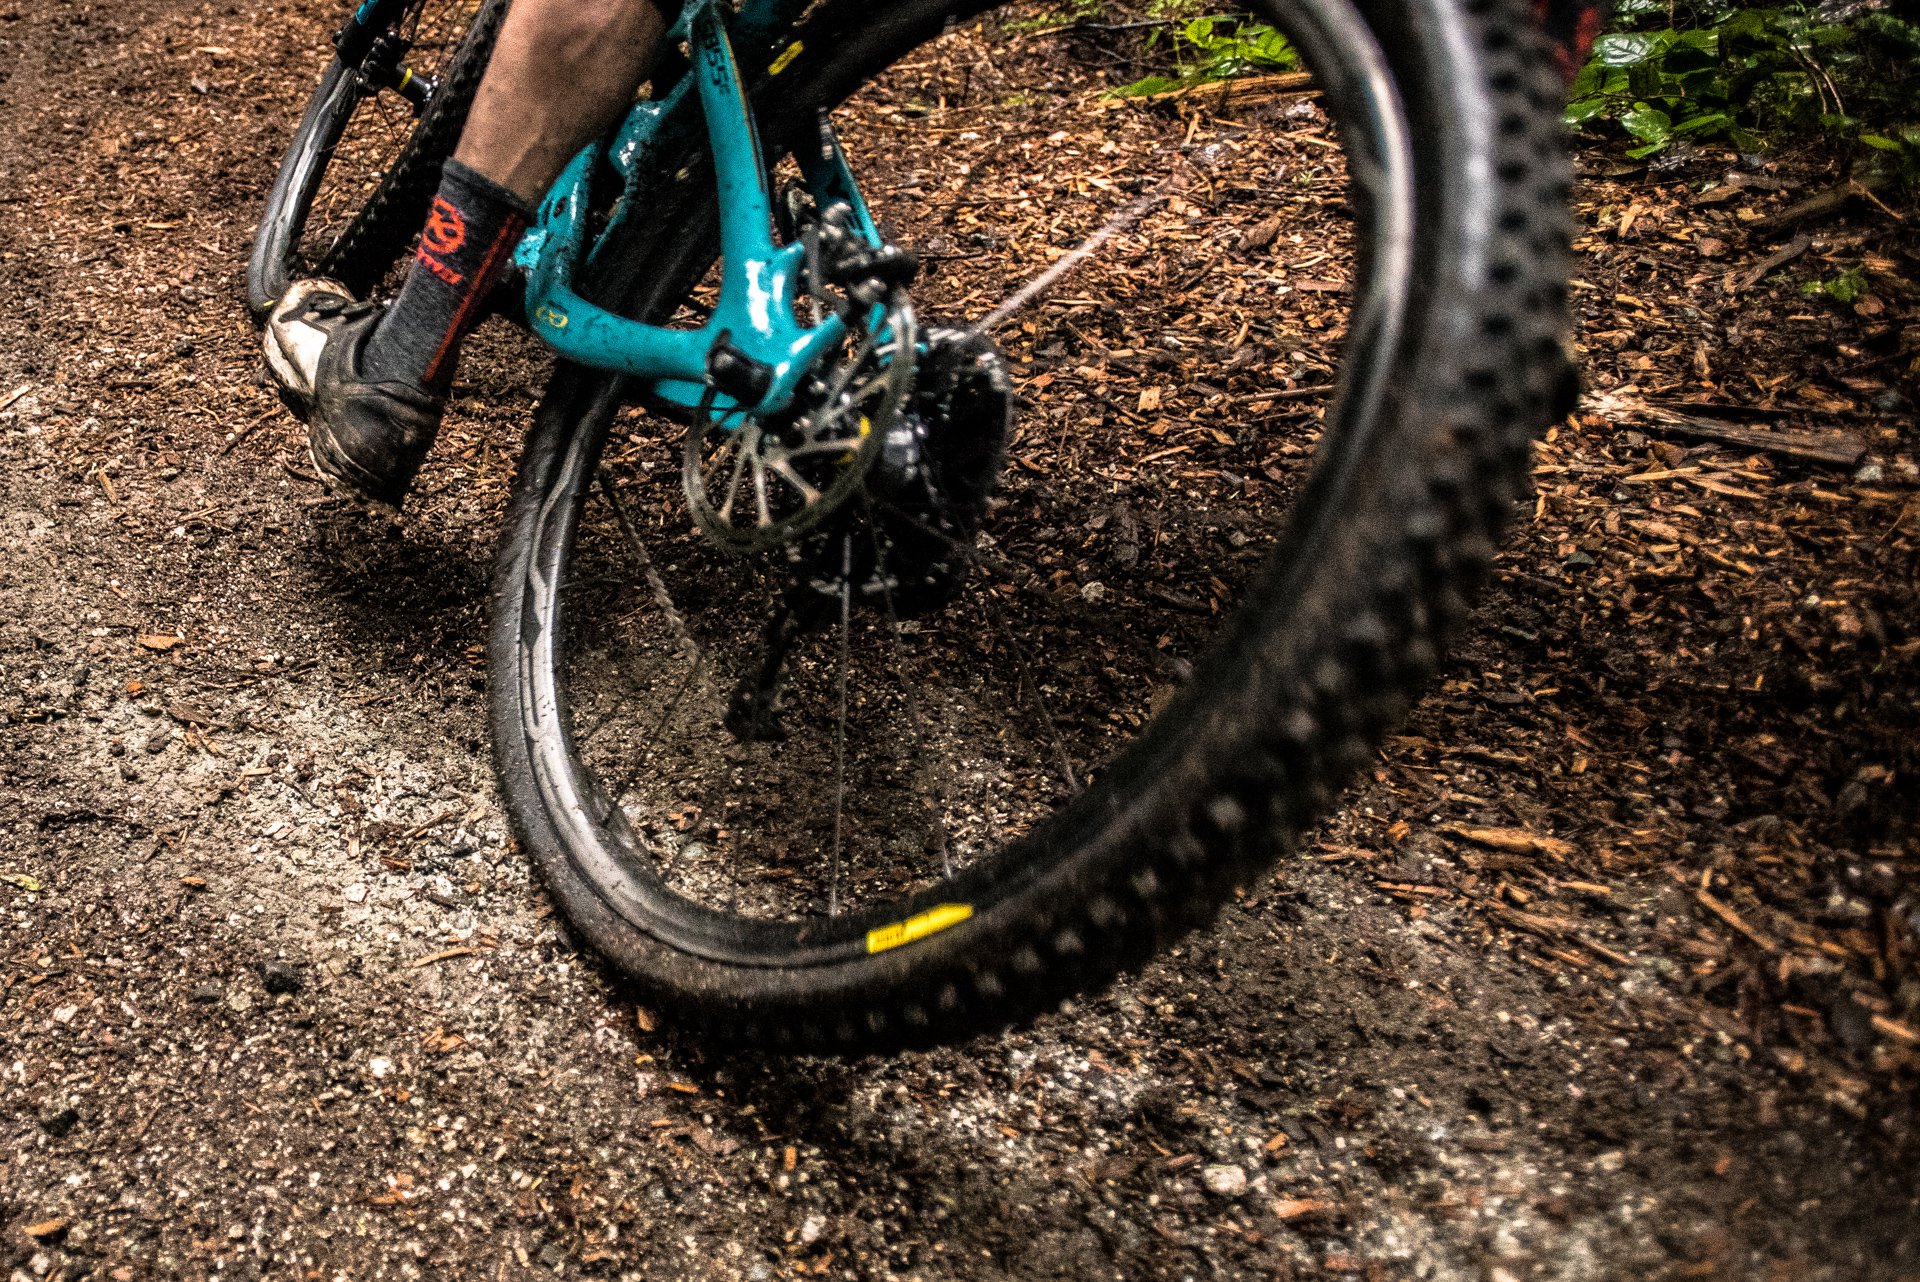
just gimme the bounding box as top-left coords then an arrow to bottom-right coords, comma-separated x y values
1,2 -> 1916,1279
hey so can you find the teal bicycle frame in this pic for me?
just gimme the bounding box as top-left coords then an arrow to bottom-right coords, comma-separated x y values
513,0 -> 883,419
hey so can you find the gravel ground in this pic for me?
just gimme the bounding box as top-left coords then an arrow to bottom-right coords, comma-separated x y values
2,2 -> 1916,1279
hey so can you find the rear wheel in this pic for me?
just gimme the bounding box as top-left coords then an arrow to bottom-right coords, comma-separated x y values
489,0 -> 1577,1052
247,0 -> 508,316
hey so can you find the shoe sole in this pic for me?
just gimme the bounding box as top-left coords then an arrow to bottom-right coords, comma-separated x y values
306,425 -> 406,513
264,367 -> 387,508
307,439 -> 402,516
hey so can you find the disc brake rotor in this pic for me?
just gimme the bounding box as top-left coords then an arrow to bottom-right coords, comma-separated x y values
682,204 -> 919,557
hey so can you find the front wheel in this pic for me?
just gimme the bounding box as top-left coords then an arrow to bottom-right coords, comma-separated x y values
489,0 -> 1577,1052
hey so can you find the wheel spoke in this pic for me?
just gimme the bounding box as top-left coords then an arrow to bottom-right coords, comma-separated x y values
986,594 -> 1080,796
768,459 -> 822,505
599,469 -> 702,667
864,509 -> 955,878
594,469 -> 714,807
874,498 -> 1029,584
829,537 -> 854,916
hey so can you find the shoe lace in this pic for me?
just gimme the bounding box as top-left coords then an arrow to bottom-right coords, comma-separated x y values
302,294 -> 381,324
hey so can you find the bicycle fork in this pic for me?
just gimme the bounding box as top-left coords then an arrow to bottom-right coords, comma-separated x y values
332,0 -> 436,111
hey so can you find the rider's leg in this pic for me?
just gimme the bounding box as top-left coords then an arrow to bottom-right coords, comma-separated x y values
268,0 -> 668,506
455,0 -> 673,207
365,0 -> 672,390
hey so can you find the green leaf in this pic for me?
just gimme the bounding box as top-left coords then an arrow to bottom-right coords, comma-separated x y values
1627,62 -> 1671,100
2,872 -> 43,893
1670,110 -> 1735,136
1112,74 -> 1180,97
1595,32 -> 1664,66
1621,102 -> 1675,146
1565,96 -> 1609,126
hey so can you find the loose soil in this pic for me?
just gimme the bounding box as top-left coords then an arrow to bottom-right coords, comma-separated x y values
2,3 -> 1917,1280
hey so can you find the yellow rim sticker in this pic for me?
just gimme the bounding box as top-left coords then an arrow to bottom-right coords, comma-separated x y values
769,41 -> 804,75
866,904 -> 973,954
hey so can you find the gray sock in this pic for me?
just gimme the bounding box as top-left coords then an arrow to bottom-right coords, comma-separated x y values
362,159 -> 533,392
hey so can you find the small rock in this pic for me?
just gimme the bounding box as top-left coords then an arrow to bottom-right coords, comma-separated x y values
1202,1164 -> 1248,1197
343,883 -> 368,904
190,983 -> 222,1004
40,1107 -> 79,1137
260,961 -> 304,995
799,1214 -> 826,1246
1828,993 -> 1877,1054
369,1056 -> 392,1079
1853,462 -> 1884,485
537,1243 -> 567,1270
1080,581 -> 1107,604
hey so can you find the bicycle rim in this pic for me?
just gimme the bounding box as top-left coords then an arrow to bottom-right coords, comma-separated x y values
491,0 -> 1574,1044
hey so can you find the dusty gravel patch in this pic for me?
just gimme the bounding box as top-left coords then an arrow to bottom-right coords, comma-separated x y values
2,2 -> 1916,1280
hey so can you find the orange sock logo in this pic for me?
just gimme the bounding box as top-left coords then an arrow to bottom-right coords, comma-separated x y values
417,197 -> 468,287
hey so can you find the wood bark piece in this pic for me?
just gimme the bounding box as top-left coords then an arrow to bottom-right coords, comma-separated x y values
1751,173 -> 1896,235
1446,825 -> 1574,859
1590,392 -> 1867,468
1133,71 -> 1314,107
1731,232 -> 1810,292
1695,888 -> 1779,952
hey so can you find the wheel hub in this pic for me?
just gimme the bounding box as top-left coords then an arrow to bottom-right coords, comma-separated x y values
788,324 -> 1013,619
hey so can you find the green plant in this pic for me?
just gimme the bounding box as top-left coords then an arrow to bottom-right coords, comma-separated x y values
1859,124 -> 1920,185
1803,265 -> 1869,303
1566,1 -> 1920,167
1114,11 -> 1297,95
1002,0 -> 1105,35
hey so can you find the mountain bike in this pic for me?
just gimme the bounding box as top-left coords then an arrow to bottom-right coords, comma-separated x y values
252,0 -> 1595,1052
